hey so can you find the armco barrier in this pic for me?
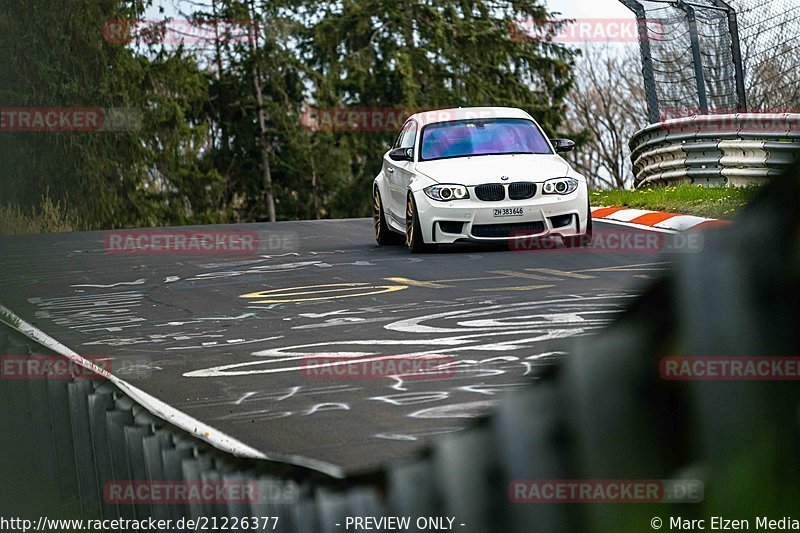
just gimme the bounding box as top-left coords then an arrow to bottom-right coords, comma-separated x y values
0,327 -> 354,529
629,113 -> 800,188
2,163 -> 800,531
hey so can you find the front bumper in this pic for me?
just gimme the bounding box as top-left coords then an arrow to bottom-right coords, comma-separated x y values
412,185 -> 589,244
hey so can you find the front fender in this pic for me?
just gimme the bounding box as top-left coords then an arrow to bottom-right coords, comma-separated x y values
408,172 -> 438,194
373,173 -> 391,201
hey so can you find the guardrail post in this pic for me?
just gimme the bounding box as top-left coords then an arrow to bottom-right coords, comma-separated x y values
181,453 -> 214,521
387,460 -> 439,519
433,425 -> 497,530
162,440 -> 193,526
87,383 -> 119,519
68,378 -> 101,517
124,425 -> 152,519
142,431 -> 173,522
106,400 -> 135,520
47,369 -> 80,502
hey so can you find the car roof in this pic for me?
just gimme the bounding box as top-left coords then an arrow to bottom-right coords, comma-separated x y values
407,106 -> 534,127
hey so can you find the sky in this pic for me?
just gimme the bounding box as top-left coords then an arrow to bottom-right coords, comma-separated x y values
141,0 -> 638,56
548,0 -> 634,19
145,0 -> 636,23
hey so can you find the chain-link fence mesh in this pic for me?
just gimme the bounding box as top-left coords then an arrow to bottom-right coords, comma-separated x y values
621,0 -> 800,121
738,0 -> 800,109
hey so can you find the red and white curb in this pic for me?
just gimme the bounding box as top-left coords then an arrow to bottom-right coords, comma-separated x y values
591,207 -> 731,232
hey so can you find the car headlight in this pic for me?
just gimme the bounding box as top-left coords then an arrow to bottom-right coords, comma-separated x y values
424,184 -> 470,201
542,178 -> 579,195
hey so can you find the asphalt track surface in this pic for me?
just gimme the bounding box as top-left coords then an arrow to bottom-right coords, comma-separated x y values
0,218 -> 676,477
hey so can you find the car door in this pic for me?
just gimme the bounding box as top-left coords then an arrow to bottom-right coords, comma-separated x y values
385,119 -> 418,222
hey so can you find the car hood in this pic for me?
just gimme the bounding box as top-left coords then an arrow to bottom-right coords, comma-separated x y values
415,154 -> 573,185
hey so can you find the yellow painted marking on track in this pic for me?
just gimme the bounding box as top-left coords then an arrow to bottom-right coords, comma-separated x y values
437,276 -> 507,283
240,283 -> 408,304
490,270 -> 559,281
384,277 -> 453,289
476,285 -> 555,292
525,268 -> 596,279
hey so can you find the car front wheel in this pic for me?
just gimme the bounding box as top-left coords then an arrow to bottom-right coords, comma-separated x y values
374,187 -> 403,246
405,194 -> 436,253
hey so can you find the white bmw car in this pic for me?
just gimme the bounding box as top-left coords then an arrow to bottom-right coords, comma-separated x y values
373,106 -> 592,252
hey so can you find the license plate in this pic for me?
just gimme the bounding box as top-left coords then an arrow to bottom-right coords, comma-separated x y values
493,208 -> 524,217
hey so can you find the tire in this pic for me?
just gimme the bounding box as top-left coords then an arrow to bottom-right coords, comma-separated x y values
405,193 -> 437,253
561,200 -> 593,248
373,187 -> 403,245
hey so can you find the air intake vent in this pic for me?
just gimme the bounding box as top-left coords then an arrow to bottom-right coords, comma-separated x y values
475,184 -> 505,201
509,182 -> 536,200
549,214 -> 573,228
472,221 -> 545,238
438,221 -> 465,234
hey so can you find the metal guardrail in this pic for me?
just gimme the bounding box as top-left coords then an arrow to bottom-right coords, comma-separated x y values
3,161 -> 800,531
0,326 -> 372,530
629,114 -> 800,187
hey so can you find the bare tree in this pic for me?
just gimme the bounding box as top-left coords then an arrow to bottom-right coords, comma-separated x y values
564,46 -> 649,189
739,9 -> 800,111
247,0 -> 276,222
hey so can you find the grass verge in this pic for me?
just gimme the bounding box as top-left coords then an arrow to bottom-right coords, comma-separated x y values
590,185 -> 764,219
0,197 -> 83,236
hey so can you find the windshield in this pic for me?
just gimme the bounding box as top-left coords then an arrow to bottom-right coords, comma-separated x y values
419,118 -> 553,161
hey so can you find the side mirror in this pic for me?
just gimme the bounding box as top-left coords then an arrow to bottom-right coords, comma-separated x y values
389,147 -> 414,162
552,138 -> 575,153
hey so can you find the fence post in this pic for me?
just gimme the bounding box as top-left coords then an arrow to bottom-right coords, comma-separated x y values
711,0 -> 748,112
620,0 -> 661,123
679,1 -> 710,114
